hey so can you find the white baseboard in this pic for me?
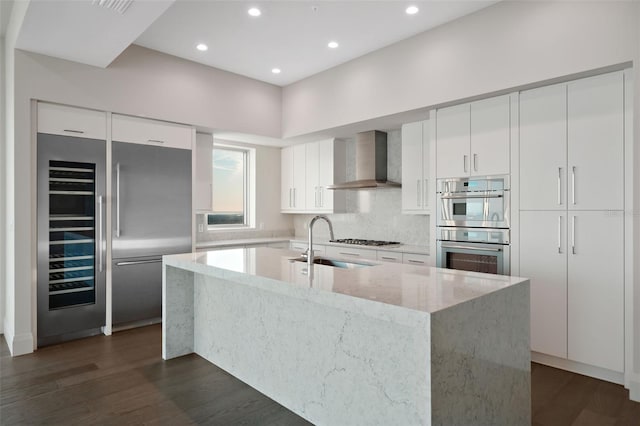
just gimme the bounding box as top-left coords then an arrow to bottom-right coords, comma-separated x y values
532,351 -> 624,385
629,375 -> 640,402
2,323 -> 34,356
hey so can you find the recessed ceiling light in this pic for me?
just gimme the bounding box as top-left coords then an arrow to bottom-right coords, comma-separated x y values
196,43 -> 208,52
328,41 -> 339,49
248,7 -> 261,17
406,5 -> 419,15
272,68 -> 281,74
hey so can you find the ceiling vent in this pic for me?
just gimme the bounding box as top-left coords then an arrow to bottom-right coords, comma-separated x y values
92,0 -> 134,15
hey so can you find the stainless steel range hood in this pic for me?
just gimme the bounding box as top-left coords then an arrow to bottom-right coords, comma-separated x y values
327,130 -> 401,190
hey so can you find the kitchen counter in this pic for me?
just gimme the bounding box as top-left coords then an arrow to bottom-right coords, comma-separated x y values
288,237 -> 430,255
195,237 -> 291,250
163,247 -> 530,425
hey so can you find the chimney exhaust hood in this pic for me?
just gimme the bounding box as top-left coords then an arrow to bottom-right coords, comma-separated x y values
327,130 -> 401,190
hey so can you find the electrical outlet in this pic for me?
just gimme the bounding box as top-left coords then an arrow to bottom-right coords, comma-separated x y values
198,224 -> 204,232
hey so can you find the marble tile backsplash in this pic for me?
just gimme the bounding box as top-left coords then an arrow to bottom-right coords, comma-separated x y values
293,129 -> 431,246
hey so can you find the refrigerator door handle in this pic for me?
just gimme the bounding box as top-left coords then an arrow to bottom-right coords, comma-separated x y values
98,195 -> 104,272
116,162 -> 121,237
116,259 -> 163,266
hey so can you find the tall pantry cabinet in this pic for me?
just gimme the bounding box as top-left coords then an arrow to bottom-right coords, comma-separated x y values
519,71 -> 625,373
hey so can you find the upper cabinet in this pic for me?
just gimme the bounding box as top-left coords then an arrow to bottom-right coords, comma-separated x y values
436,95 -> 510,178
281,139 -> 345,214
112,114 -> 192,150
401,120 -> 430,214
520,72 -> 624,211
38,103 -> 107,140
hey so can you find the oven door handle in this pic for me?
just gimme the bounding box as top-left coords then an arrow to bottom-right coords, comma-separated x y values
440,194 -> 503,200
440,243 -> 503,252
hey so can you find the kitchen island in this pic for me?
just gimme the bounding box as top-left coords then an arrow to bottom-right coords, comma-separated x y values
163,248 -> 530,425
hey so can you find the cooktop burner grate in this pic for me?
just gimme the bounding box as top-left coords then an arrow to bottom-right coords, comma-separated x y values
330,238 -> 401,247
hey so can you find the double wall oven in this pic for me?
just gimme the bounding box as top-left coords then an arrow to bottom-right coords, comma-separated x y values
436,176 -> 510,275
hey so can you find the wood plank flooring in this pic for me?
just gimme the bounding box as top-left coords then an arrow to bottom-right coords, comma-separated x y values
1,325 -> 638,425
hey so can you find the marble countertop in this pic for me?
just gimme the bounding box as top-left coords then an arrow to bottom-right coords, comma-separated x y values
164,247 -> 526,315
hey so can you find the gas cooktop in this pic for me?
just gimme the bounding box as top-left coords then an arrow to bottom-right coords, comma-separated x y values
330,238 -> 401,247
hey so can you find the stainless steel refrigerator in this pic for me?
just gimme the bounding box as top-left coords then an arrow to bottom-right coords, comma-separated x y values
111,141 -> 191,327
37,133 -> 107,347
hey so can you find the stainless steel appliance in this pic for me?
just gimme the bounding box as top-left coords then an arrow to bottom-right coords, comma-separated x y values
37,134 -> 107,346
437,175 -> 510,228
436,175 -> 511,275
330,238 -> 401,247
111,141 -> 192,326
436,228 -> 510,275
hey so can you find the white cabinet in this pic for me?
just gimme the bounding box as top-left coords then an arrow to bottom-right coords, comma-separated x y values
519,71 -> 626,373
37,103 -> 106,140
521,211 -> 567,359
281,140 -> 345,213
435,95 -> 510,178
401,120 -> 430,213
520,73 -> 624,211
519,83 -> 567,210
402,253 -> 429,266
281,145 -> 306,211
567,211 -> 624,372
436,103 -> 470,178
112,114 -> 192,150
195,133 -> 213,212
522,210 -> 624,372
325,246 -> 374,260
567,73 -> 624,210
376,251 -> 402,263
290,241 -> 325,256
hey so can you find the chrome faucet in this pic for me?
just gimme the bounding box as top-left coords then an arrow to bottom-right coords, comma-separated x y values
307,215 -> 335,268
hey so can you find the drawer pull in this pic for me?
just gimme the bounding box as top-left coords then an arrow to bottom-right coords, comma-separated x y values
148,139 -> 165,144
380,256 -> 397,261
408,259 -> 425,264
63,129 -> 85,134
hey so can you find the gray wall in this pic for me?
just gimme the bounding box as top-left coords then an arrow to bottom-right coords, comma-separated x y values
292,130 -> 430,246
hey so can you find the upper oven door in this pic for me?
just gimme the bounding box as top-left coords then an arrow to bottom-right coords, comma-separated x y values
437,176 -> 510,228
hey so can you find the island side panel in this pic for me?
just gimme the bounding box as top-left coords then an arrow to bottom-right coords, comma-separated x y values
162,265 -> 195,360
193,273 -> 432,426
429,280 -> 531,426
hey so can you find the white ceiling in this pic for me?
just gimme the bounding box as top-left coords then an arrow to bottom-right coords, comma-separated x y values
135,0 -> 498,86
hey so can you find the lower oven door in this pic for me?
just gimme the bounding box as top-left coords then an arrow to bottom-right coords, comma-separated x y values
437,241 -> 510,275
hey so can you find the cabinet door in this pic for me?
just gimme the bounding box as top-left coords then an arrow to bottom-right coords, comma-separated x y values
401,121 -> 424,211
520,211 -> 567,358
519,84 -> 567,210
38,103 -> 106,140
567,211 -> 624,372
305,141 -> 320,210
292,144 -> 306,210
112,114 -> 192,150
280,147 -> 294,211
470,95 -> 510,176
567,72 -> 624,210
195,133 -> 213,211
318,139 -> 335,211
436,104 -> 470,178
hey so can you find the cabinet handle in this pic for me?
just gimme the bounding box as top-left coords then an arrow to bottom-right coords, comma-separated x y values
289,188 -> 293,208
314,187 -> 318,208
380,256 -> 397,261
463,155 -> 468,173
408,259 -> 425,264
557,215 -> 562,254
116,162 -> 121,237
571,215 -> 576,254
319,187 -> 323,207
293,188 -> 296,207
63,129 -> 85,134
416,179 -> 421,207
97,195 -> 104,272
473,153 -> 478,172
147,139 -> 165,144
571,166 -> 576,205
424,179 -> 428,207
557,167 -> 562,205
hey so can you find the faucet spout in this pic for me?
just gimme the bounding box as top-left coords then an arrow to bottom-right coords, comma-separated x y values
308,215 -> 335,269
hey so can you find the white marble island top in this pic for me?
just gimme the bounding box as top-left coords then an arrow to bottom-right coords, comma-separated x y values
164,247 -> 525,315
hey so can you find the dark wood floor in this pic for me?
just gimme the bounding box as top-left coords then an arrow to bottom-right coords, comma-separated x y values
1,325 -> 638,425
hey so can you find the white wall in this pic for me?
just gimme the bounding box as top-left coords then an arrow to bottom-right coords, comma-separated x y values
5,45 -> 283,355
0,36 -> 5,335
282,1 -> 638,138
634,2 -> 640,397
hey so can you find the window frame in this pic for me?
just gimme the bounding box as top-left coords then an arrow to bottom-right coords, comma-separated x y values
206,142 -> 255,230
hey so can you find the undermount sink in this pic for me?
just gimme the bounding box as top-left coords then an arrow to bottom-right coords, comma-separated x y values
289,256 -> 377,269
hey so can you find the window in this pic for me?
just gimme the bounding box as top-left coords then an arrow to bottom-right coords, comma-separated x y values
207,146 -> 250,228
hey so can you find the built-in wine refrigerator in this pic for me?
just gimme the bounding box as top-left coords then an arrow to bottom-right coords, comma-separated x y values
37,133 -> 106,346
